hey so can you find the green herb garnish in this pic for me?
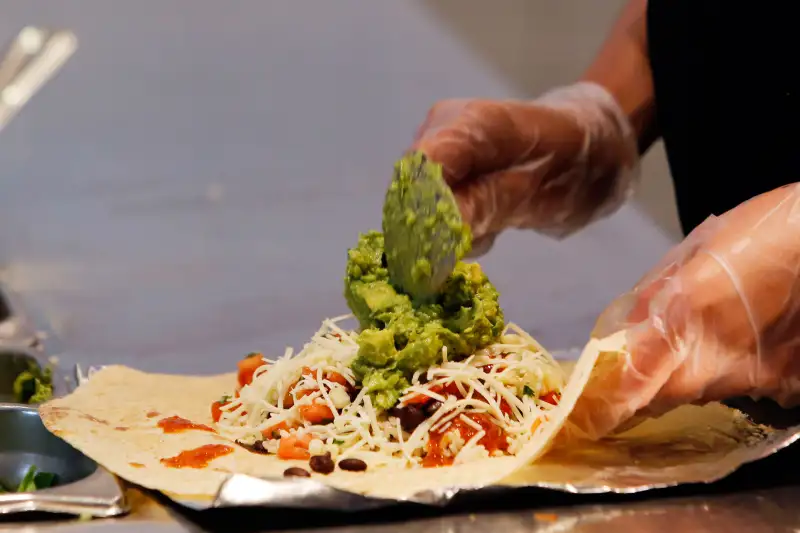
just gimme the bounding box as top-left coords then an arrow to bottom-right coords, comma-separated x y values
523,385 -> 534,397
8,465 -> 57,493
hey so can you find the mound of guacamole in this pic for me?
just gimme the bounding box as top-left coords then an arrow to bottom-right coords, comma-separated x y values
13,361 -> 53,404
345,231 -> 504,410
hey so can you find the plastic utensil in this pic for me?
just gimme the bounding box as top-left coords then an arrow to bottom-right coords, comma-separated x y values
382,153 -> 471,302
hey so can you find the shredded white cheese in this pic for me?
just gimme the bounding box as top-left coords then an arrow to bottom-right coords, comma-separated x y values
215,317 -> 565,468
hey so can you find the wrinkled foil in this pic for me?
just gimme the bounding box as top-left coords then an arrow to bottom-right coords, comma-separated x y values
75,364 -> 800,511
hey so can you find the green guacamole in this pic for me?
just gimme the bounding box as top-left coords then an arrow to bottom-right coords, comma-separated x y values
13,361 -> 53,404
344,231 -> 504,410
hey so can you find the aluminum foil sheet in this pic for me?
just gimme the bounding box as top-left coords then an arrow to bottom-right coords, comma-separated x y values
73,365 -> 800,511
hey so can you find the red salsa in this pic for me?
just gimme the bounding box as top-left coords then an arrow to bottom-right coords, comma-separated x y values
157,415 -> 215,434
160,444 -> 234,469
423,413 -> 508,468
540,391 -> 560,405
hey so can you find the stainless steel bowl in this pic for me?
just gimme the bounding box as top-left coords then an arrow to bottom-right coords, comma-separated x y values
0,403 -> 96,488
0,404 -> 129,516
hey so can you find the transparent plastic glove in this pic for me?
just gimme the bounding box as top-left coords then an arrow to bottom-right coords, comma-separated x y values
411,82 -> 640,255
568,183 -> 800,440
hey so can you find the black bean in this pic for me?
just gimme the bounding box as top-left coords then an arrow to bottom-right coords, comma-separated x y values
338,458 -> 368,472
425,401 -> 443,416
283,467 -> 311,478
390,405 -> 427,432
309,452 -> 335,475
236,440 -> 268,455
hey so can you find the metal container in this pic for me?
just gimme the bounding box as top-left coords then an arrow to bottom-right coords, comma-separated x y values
0,403 -> 129,516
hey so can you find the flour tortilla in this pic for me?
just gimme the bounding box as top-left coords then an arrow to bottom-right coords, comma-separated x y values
39,332 -> 626,504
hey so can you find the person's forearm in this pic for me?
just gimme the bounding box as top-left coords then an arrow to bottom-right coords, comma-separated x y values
581,0 -> 658,153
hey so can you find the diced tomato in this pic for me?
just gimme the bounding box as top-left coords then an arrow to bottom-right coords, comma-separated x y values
282,393 -> 294,408
299,403 -> 334,424
296,367 -> 350,392
277,435 -> 311,460
282,369 -> 314,407
260,421 -> 289,439
295,433 -> 313,448
403,385 -> 441,406
211,400 -> 246,422
237,354 -> 267,387
443,383 -> 463,397
403,383 -> 463,406
210,400 -> 229,423
499,399 -> 513,417
403,393 -> 433,406
284,383 -> 317,408
540,391 -> 561,405
326,372 -> 349,387
482,365 -> 494,374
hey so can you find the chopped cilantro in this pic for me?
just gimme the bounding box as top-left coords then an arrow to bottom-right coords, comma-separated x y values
6,465 -> 57,493
522,385 -> 534,397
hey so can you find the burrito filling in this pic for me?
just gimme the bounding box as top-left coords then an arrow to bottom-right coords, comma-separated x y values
213,230 -> 564,472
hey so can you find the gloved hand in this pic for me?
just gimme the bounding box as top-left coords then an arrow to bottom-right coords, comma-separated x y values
568,183 -> 800,440
410,82 -> 640,254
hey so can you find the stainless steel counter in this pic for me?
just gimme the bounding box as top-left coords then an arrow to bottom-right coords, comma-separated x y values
2,484 -> 800,533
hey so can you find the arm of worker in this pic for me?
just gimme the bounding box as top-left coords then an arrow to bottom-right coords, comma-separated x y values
582,0 -> 658,154
408,1 -> 651,250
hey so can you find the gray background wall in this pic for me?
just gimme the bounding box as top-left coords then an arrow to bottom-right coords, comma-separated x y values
0,0 -> 679,374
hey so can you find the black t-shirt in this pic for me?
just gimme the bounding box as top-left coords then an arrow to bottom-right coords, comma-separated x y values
647,0 -> 799,236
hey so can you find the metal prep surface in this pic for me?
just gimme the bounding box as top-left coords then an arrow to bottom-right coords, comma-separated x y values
1,479 -> 800,533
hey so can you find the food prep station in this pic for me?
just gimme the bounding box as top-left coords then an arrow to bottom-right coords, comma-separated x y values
0,12 -> 799,533
1,283 -> 799,533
